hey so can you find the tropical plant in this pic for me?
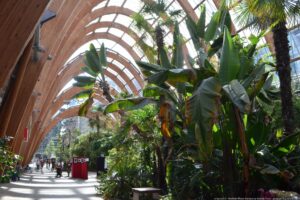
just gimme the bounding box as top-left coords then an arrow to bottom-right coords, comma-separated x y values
96,105 -> 160,200
0,137 -> 21,183
104,3 -> 280,197
72,43 -> 113,116
225,0 -> 300,135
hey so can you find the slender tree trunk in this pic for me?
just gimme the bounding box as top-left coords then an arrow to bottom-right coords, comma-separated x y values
272,20 -> 294,135
155,146 -> 168,194
233,107 -> 250,197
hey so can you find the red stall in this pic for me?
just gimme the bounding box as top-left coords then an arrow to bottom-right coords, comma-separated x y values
72,157 -> 89,179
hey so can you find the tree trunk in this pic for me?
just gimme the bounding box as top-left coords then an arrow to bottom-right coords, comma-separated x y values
155,146 -> 168,194
233,107 -> 249,197
272,21 -> 294,135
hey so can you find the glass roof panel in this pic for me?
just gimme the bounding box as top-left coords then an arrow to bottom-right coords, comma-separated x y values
117,75 -> 127,85
188,0 -> 201,9
132,78 -> 141,91
95,27 -> 109,33
101,14 -> 117,22
114,15 -> 133,27
289,28 -> 300,59
109,27 -> 124,37
123,0 -> 143,12
112,60 -> 125,70
125,85 -> 133,94
107,67 -> 118,76
92,1 -> 107,12
291,60 -> 300,76
108,0 -> 125,7
123,68 -> 134,79
122,33 -> 136,46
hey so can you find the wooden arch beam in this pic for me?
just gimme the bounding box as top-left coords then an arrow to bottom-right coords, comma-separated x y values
0,0 -> 50,88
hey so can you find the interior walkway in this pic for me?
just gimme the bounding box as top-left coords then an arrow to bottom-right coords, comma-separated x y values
0,169 -> 102,200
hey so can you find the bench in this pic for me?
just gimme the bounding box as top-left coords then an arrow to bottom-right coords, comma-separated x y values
132,187 -> 161,200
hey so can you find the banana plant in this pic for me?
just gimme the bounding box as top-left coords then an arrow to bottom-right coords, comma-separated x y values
104,4 -> 277,197
72,43 -> 113,116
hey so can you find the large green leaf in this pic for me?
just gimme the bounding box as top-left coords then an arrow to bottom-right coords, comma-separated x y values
104,97 -> 157,114
81,66 -> 98,77
186,77 -> 222,129
171,22 -> 183,68
136,61 -> 164,72
220,9 -> 231,33
147,70 -> 168,85
186,16 -> 201,51
73,75 -> 96,91
195,123 -> 213,162
74,76 -> 96,85
219,27 -> 240,85
72,89 -> 93,99
160,47 -> 173,68
137,40 -> 156,63
222,80 -> 251,113
85,44 -> 102,74
197,5 -> 206,38
143,85 -> 178,103
147,68 -> 197,86
100,43 -> 108,67
167,68 -> 197,85
242,63 -> 273,89
204,11 -> 221,42
73,80 -> 95,89
207,35 -> 223,57
78,97 -> 94,116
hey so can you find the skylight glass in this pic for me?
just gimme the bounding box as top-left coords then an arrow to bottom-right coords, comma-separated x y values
95,27 -> 109,33
101,14 -> 117,22
92,1 -> 107,12
122,33 -> 136,46
108,0 -> 125,7
123,0 -> 143,12
109,27 -> 124,37
114,15 -> 133,27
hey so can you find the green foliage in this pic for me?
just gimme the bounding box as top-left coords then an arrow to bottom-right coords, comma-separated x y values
72,43 -> 114,116
104,97 -> 158,114
0,138 -> 21,183
219,27 -> 240,85
71,130 -> 114,170
96,105 -> 161,199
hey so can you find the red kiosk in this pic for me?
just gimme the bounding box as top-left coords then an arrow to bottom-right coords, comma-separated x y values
72,157 -> 89,179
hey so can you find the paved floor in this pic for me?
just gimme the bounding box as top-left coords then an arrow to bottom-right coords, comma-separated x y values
0,169 -> 102,200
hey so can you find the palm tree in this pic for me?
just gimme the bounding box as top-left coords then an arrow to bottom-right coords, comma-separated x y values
228,0 -> 300,135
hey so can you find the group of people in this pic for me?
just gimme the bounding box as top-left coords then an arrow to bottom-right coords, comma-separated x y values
35,158 -> 72,178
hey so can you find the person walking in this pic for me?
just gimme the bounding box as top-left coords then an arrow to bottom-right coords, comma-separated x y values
56,163 -> 62,178
66,161 -> 72,177
40,159 -> 44,174
36,158 -> 40,171
51,158 -> 55,172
